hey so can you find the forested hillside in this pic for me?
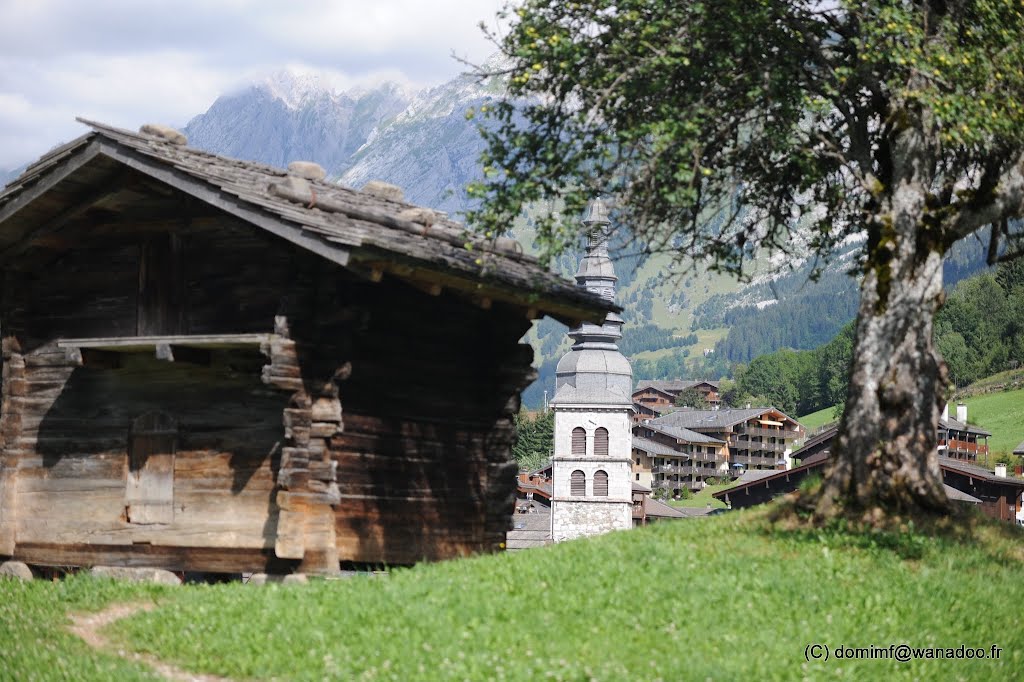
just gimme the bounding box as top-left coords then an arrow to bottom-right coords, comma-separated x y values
731,260 -> 1024,418
696,231 -> 992,365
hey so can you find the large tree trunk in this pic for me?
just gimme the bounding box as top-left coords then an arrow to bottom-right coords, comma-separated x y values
816,188 -> 951,519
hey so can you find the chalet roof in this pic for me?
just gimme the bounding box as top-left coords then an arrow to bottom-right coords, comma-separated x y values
939,416 -> 991,438
631,482 -> 652,493
641,497 -> 688,518
651,407 -> 801,432
0,120 -> 615,326
1016,441 -> 1024,456
938,457 -> 1024,487
643,423 -> 726,446
632,436 -> 678,457
634,379 -> 719,394
943,485 -> 982,504
634,402 -> 678,416
733,469 -> 778,485
713,457 -> 986,504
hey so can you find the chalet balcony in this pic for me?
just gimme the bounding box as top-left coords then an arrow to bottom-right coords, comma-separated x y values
653,465 -> 726,478
740,427 -> 801,440
652,479 -> 709,491
938,439 -> 989,456
733,441 -> 788,454
730,454 -> 782,467
689,452 -> 727,464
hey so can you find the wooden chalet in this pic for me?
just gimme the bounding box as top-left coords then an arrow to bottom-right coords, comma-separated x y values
641,406 -> 803,480
938,403 -> 991,462
715,430 -> 1024,525
632,379 -> 721,411
0,120 -> 613,575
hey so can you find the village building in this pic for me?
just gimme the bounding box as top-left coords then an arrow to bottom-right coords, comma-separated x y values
795,402 -> 991,467
713,452 -> 1024,524
549,199 -> 634,542
716,405 -> 1023,525
631,407 -> 803,494
633,380 -> 721,408
631,423 -> 729,494
0,120 -> 613,575
938,402 -> 991,462
631,379 -> 719,423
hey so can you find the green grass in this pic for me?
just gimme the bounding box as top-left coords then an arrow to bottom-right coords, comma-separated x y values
0,576 -> 172,680
798,387 -> 1024,456
668,482 -> 732,508
961,388 -> 1024,455
26,512 -> 1000,679
798,405 -> 840,431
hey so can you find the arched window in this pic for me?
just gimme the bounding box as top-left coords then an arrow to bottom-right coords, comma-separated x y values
571,427 -> 586,456
593,470 -> 609,496
594,428 -> 609,456
570,470 -> 586,496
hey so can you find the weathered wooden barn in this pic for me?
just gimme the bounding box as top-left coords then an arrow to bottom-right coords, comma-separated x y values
0,120 -> 612,575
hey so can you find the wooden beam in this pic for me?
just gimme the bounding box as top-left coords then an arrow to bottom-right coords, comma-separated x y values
351,255 -> 610,326
93,139 -> 352,269
0,159 -> 125,264
57,333 -> 273,351
0,140 -> 103,229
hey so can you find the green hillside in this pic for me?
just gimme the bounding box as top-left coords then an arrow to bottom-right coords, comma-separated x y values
797,405 -> 839,431
798,389 -> 1024,456
961,389 -> 1024,455
4,510 -> 1023,679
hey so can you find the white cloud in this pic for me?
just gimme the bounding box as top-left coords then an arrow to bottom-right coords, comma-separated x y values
0,0 -> 508,169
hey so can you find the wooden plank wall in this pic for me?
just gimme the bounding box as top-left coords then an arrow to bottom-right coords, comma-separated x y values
313,271 -> 533,565
1,218 -> 297,572
1,196 -> 534,571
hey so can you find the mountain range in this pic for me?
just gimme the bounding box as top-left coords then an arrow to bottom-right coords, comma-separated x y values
184,69 -> 495,216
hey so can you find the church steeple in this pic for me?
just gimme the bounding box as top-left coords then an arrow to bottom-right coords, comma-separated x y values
548,198 -> 634,543
568,198 -> 625,351
552,198 -> 632,406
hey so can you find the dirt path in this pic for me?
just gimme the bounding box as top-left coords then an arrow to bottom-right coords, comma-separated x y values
68,602 -> 233,682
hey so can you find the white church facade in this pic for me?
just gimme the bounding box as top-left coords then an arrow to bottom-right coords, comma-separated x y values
549,199 -> 634,542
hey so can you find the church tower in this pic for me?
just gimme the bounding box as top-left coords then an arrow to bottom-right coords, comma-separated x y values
549,199 -> 633,542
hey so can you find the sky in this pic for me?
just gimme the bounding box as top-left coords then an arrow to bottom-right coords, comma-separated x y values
0,0 -> 507,171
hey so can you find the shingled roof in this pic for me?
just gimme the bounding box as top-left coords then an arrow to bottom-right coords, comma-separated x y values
635,379 -> 719,394
0,120 -> 615,326
939,416 -> 992,438
651,407 -> 801,431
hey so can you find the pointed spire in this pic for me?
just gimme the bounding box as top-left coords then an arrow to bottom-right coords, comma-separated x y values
582,197 -> 611,225
568,198 -> 622,349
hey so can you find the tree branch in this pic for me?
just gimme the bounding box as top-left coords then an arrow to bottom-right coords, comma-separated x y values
948,153 -> 1024,241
